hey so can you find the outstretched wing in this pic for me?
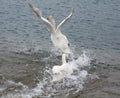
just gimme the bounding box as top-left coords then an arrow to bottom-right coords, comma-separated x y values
56,8 -> 73,33
28,3 -> 55,33
28,3 -> 42,18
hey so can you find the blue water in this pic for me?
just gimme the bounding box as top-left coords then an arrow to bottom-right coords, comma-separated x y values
0,0 -> 120,62
0,0 -> 120,98
0,0 -> 120,52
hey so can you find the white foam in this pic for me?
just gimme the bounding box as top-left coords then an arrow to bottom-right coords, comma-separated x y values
1,51 -> 91,98
31,51 -> 91,97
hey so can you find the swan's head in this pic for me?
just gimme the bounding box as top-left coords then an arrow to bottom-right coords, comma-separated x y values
47,15 -> 53,20
47,15 -> 56,27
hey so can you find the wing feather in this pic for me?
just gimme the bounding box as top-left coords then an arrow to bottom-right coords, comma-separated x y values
28,3 -> 55,33
56,8 -> 73,33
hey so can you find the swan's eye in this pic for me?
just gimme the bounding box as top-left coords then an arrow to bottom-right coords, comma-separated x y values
68,43 -> 70,46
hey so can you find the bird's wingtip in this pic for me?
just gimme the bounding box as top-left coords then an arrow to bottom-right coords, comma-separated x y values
28,2 -> 33,8
71,7 -> 74,14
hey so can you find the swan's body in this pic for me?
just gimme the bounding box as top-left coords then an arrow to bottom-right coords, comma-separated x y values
51,33 -> 71,54
52,54 -> 73,82
28,3 -> 73,54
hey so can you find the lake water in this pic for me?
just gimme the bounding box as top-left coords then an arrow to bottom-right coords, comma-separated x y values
0,0 -> 120,98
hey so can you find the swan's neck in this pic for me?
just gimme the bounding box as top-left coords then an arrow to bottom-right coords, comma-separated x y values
62,54 -> 67,64
48,16 -> 56,29
51,31 -> 58,37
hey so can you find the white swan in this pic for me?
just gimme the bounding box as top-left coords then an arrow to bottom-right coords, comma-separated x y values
28,3 -> 73,54
52,54 -> 73,82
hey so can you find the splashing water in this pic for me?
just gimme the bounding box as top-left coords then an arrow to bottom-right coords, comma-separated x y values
1,51 -> 91,98
38,52 -> 90,97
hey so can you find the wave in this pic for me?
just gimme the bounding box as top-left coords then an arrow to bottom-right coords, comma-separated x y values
1,50 -> 93,98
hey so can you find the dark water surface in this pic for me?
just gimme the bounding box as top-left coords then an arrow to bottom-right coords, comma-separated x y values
0,0 -> 120,98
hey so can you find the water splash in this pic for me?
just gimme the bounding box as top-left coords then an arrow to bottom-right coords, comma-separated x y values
1,51 -> 91,98
31,51 -> 91,98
